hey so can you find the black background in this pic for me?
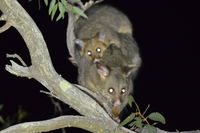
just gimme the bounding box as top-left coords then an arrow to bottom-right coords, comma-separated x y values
0,0 -> 200,132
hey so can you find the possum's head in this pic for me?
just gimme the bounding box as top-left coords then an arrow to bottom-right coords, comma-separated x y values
74,31 -> 116,63
96,63 -> 135,120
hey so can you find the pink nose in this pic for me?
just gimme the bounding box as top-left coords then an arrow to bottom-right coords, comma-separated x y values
114,98 -> 121,106
94,58 -> 101,63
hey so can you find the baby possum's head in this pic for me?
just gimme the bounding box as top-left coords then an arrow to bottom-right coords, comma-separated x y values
75,30 -> 119,63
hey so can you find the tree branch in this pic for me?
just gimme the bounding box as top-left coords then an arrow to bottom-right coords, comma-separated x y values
0,116 -> 126,133
66,12 -> 76,58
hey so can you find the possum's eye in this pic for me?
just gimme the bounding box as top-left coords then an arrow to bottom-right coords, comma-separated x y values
108,88 -> 115,94
87,50 -> 92,56
121,88 -> 127,94
96,47 -> 101,53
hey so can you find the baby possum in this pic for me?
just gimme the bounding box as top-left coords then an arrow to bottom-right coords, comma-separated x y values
72,4 -> 133,64
74,30 -> 120,63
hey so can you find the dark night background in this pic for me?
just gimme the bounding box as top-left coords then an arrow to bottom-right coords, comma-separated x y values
0,0 -> 200,132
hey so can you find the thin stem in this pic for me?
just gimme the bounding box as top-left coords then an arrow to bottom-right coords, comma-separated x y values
138,112 -> 149,125
142,104 -> 150,116
133,100 -> 141,113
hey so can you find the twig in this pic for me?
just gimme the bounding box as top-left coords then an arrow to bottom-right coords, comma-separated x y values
84,0 -> 104,11
50,96 -> 64,115
0,22 -> 11,33
5,60 -> 31,78
142,104 -> 150,116
6,54 -> 28,67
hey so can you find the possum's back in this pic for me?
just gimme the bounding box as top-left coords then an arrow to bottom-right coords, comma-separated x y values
74,5 -> 133,39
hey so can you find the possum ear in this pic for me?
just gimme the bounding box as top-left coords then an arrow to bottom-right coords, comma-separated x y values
74,39 -> 86,56
123,64 -> 138,77
98,31 -> 106,42
96,63 -> 110,79
68,57 -> 78,66
74,39 -> 85,50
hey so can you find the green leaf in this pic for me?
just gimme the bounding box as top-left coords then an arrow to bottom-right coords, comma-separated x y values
135,122 -> 143,128
61,0 -> 72,14
62,1 -> 86,18
56,12 -> 64,21
128,121 -> 135,127
48,0 -> 56,15
128,95 -> 135,107
0,104 -> 3,111
129,121 -> 143,128
0,116 -> 4,124
129,116 -> 143,128
61,0 -> 68,8
44,0 -> 48,6
120,113 -> 135,126
135,117 -> 142,122
51,3 -> 58,20
134,117 -> 143,128
147,112 -> 166,124
144,125 -> 157,133
58,2 -> 65,13
17,106 -> 27,122
56,2 -> 65,21
72,6 -> 88,19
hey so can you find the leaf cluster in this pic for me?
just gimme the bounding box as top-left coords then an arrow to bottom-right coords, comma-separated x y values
120,96 -> 166,133
34,0 -> 88,21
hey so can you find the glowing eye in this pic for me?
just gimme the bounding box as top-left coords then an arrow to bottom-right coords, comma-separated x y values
96,47 -> 101,53
87,51 -> 92,56
121,88 -> 127,94
108,88 -> 114,94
